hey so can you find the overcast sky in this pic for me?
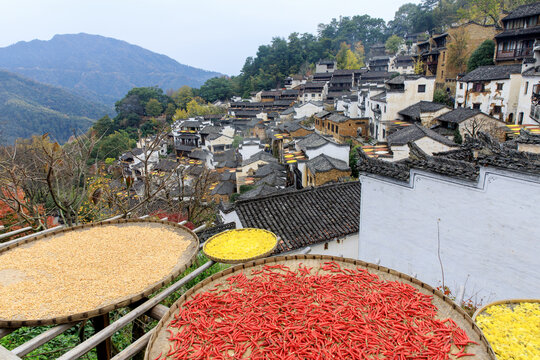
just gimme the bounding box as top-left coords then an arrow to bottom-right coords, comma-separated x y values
0,0 -> 417,75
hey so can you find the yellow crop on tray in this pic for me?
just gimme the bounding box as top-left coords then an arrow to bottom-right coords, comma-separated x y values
204,229 -> 276,260
476,302 -> 540,360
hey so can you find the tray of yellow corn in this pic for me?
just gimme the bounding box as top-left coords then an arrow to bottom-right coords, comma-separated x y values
202,228 -> 278,264
473,299 -> 540,360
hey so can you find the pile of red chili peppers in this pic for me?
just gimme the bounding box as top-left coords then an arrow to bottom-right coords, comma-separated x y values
157,262 -> 476,359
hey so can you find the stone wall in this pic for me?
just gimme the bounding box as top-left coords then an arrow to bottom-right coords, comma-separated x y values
307,168 -> 350,186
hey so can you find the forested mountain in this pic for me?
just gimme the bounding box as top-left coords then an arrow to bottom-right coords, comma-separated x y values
198,0 -> 538,99
0,70 -> 113,144
0,33 -> 222,105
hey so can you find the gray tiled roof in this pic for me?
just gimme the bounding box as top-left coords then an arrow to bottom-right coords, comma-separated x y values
388,123 -> 457,147
211,181 -> 236,196
495,26 -> 540,39
242,151 -> 277,166
357,132 -> 540,182
315,110 -> 331,118
307,154 -> 350,174
398,101 -> 449,120
253,163 -> 286,178
255,172 -> 287,187
327,113 -> 350,123
296,133 -> 338,150
437,108 -> 481,123
280,107 -> 295,115
502,2 -> 540,20
199,126 -> 222,135
459,64 -> 522,82
154,159 -> 178,172
304,82 -> 326,90
235,182 -> 361,253
237,184 -> 279,201
198,222 -> 236,243
370,91 -> 387,103
220,171 -> 236,182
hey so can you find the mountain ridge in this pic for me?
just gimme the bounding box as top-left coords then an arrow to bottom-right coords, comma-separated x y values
0,33 -> 223,105
0,69 -> 113,144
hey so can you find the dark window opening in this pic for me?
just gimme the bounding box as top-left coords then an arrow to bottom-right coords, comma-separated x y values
497,83 -> 504,91
418,84 -> 426,93
473,103 -> 481,110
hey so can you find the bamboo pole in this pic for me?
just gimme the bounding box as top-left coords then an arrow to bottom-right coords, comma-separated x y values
0,226 -> 32,241
12,323 -> 77,357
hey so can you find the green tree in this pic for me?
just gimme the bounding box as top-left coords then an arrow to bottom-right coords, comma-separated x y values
92,130 -> 136,161
433,88 -> 454,107
447,28 -> 469,74
467,40 -> 495,72
453,128 -> 463,144
349,145 -> 361,178
199,77 -> 234,103
353,41 -> 366,67
145,98 -> 162,117
385,35 -> 404,55
336,43 -> 361,69
232,135 -> 243,148
414,58 -> 425,75
164,103 -> 176,122
458,0 -> 538,25
172,86 -> 194,109
93,115 -> 114,138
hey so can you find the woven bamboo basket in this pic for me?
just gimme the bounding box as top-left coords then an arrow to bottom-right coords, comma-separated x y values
145,254 -> 496,360
0,219 -> 199,328
472,298 -> 540,320
202,228 -> 278,264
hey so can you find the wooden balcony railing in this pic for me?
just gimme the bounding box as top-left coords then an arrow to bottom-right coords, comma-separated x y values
496,47 -> 533,60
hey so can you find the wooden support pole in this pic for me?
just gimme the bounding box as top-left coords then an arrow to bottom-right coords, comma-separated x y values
91,314 -> 111,360
129,300 -> 146,360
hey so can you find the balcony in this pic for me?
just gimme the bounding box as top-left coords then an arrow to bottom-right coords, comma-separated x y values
496,47 -> 533,60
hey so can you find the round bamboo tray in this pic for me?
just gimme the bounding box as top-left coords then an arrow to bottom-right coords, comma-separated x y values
0,219 -> 199,328
472,298 -> 540,320
202,228 -> 278,264
145,254 -> 496,360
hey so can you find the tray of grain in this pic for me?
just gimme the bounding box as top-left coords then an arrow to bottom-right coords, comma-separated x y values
202,228 -> 278,264
0,219 -> 199,327
473,299 -> 540,360
145,254 -> 496,360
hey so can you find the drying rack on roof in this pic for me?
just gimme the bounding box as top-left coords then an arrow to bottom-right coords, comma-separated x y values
0,215 -> 310,360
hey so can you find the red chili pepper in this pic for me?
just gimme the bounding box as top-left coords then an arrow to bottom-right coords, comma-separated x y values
163,264 -> 477,359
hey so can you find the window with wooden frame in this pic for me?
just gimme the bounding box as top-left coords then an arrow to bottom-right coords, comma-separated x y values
497,83 -> 503,91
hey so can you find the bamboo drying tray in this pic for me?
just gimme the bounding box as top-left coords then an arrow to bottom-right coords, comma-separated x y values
0,219 -> 199,328
202,228 -> 278,264
145,254 -> 496,360
472,298 -> 540,320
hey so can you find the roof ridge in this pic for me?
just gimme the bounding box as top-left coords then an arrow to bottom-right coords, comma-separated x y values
235,181 -> 359,205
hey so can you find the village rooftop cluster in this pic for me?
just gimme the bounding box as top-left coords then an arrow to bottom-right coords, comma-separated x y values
111,3 -> 540,303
